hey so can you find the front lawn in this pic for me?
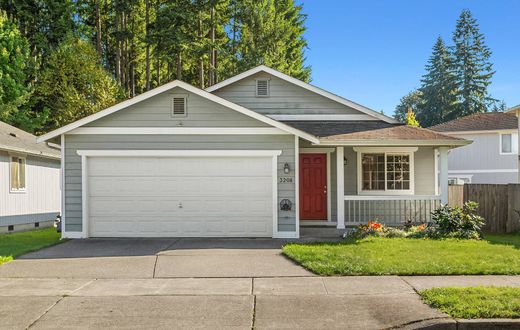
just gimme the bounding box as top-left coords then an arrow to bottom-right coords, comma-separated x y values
0,228 -> 62,265
282,235 -> 520,275
420,286 -> 520,319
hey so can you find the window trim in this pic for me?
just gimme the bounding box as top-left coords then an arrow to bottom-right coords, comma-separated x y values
356,150 -> 415,195
499,133 -> 516,155
9,154 -> 27,193
255,78 -> 270,98
171,94 -> 188,118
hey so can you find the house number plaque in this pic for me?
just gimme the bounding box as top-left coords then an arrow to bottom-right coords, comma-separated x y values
279,177 -> 293,183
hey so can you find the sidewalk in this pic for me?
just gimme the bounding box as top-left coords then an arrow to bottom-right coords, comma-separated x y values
1,275 -> 519,329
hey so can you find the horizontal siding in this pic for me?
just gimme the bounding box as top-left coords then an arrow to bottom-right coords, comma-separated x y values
214,72 -> 366,115
448,133 -> 518,171
86,86 -> 269,127
64,134 -> 295,233
0,151 -> 60,220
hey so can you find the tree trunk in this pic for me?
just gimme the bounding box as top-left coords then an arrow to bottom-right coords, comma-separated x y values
209,4 -> 215,86
115,10 -> 121,83
104,0 -> 110,71
95,0 -> 102,61
145,0 -> 150,90
176,52 -> 182,80
198,13 -> 204,89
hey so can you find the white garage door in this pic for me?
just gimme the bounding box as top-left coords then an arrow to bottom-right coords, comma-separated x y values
86,156 -> 274,237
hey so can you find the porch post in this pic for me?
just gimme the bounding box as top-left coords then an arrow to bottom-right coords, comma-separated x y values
336,147 -> 345,229
439,147 -> 449,205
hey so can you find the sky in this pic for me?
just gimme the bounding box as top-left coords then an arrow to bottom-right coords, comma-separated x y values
302,0 -> 520,117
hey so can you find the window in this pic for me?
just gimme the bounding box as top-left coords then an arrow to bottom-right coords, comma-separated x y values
10,156 -> 26,192
361,153 -> 412,193
171,95 -> 187,117
501,133 -> 513,154
255,79 -> 270,97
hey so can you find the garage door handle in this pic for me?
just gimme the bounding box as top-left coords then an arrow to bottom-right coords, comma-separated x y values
178,203 -> 183,208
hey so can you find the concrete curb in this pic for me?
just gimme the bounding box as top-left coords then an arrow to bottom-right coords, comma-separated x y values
396,318 -> 520,329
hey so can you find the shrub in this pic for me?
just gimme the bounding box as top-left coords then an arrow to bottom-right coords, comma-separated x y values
348,220 -> 427,239
430,201 -> 485,239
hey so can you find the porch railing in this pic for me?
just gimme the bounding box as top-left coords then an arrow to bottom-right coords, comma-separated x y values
344,195 -> 441,225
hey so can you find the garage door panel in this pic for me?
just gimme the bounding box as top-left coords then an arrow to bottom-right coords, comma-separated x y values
87,156 -> 274,237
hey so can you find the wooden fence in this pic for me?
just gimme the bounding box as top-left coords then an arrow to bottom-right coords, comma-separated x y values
449,184 -> 520,234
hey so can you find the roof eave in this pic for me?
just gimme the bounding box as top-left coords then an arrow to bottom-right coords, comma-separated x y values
317,139 -> 472,147
0,144 -> 60,159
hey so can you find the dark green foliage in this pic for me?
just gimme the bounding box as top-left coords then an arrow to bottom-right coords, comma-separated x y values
394,90 -> 423,123
452,9 -> 495,116
418,37 -> 458,126
34,36 -> 124,133
430,201 -> 485,239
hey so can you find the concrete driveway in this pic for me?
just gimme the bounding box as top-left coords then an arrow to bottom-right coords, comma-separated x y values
0,238 -> 312,278
6,238 -> 518,329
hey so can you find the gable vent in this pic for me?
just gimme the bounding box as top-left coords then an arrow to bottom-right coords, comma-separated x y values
172,97 -> 187,117
256,79 -> 270,97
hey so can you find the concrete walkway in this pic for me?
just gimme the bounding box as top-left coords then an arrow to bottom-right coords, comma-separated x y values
1,239 -> 519,329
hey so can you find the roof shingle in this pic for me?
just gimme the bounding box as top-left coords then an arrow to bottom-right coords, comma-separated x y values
0,122 -> 60,159
430,112 -> 518,132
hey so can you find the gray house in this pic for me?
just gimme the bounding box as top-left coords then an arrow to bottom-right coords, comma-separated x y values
1,122 -> 61,233
431,112 -> 519,184
507,105 -> 520,183
38,66 -> 469,239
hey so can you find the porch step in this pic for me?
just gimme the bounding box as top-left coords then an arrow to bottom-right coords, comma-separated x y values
300,226 -> 348,239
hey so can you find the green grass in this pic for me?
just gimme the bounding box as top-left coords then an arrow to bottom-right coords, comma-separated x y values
420,286 -> 520,319
282,234 -> 520,275
0,228 -> 62,265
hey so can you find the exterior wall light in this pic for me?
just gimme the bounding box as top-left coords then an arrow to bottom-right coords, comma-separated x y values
283,162 -> 290,174
344,157 -> 348,166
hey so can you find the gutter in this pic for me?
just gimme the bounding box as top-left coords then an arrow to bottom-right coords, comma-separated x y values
0,144 -> 61,160
316,139 -> 472,147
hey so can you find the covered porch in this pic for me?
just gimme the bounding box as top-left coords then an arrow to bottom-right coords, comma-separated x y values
294,124 -> 470,230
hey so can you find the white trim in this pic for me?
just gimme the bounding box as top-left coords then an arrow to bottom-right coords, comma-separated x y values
76,149 -> 282,157
506,105 -> 520,114
320,139 -> 470,147
206,65 -> 398,124
336,147 -> 345,229
294,136 -> 300,238
299,148 -> 335,154
68,127 -> 290,135
298,148 -> 333,222
345,195 -> 440,201
36,80 -> 319,144
267,114 -> 378,121
9,154 -> 27,194
434,148 -> 439,196
499,132 -> 517,155
61,231 -> 86,239
449,169 -> 518,174
353,146 -> 418,153
355,151 -> 415,196
77,149 -> 284,239
442,129 -> 517,135
61,135 -> 66,239
0,145 -> 60,160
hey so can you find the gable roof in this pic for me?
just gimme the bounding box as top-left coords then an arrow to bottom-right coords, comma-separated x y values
319,125 -> 470,147
430,112 -> 518,133
205,65 -> 398,124
507,104 -> 520,115
1,121 -> 60,159
37,80 -> 319,144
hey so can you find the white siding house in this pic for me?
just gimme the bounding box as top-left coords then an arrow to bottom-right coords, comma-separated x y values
507,105 -> 520,183
0,122 -> 61,232
431,112 -> 519,184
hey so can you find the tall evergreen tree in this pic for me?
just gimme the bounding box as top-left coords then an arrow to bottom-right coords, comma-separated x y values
418,37 -> 458,127
451,9 -> 495,115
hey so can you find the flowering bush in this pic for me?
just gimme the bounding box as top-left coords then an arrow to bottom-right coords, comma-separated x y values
348,220 -> 428,239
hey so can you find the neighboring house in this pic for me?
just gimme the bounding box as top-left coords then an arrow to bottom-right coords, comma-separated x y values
1,122 -> 61,233
38,66 -> 469,239
506,105 -> 520,183
431,112 -> 519,184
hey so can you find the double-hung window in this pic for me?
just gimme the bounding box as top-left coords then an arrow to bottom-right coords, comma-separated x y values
10,155 -> 26,192
500,133 -> 514,154
360,153 -> 413,194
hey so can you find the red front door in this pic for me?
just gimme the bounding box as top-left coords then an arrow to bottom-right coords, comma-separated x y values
300,154 -> 327,220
